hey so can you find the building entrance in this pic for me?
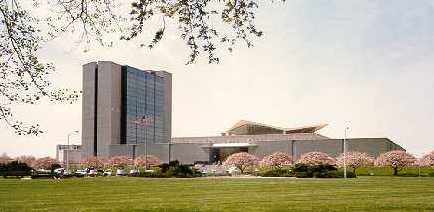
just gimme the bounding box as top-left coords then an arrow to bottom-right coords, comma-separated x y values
209,147 -> 248,164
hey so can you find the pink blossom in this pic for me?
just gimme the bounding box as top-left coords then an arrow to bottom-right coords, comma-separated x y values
81,156 -> 106,169
375,150 -> 416,175
134,155 -> 162,168
109,156 -> 133,168
260,152 -> 292,168
34,157 -> 59,170
15,155 -> 37,167
419,151 -> 434,167
0,153 -> 12,165
297,152 -> 336,166
223,152 -> 259,174
336,152 -> 374,173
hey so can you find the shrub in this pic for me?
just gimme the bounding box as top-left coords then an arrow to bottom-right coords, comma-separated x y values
0,161 -> 33,177
375,151 -> 416,176
336,152 -> 374,174
260,152 -> 292,168
259,168 -> 292,177
297,152 -> 336,166
293,164 -> 345,178
223,152 -> 259,174
149,160 -> 200,178
134,155 -> 162,169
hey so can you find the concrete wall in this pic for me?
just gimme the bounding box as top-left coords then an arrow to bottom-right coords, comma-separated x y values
96,61 -> 122,158
168,137 -> 405,164
170,143 -> 209,164
82,62 -> 97,159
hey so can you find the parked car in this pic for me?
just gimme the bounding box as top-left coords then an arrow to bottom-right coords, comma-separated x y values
129,169 -> 140,176
88,169 -> 97,177
116,169 -> 126,176
75,169 -> 87,177
53,168 -> 65,175
103,169 -> 112,176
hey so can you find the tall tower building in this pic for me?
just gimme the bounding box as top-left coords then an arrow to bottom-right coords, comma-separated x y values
81,61 -> 172,160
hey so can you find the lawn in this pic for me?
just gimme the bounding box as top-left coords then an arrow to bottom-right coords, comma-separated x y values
1,177 -> 434,211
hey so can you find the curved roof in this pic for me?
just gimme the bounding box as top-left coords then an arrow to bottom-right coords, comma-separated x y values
226,120 -> 327,135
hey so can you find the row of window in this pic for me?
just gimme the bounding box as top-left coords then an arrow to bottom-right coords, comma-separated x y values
124,67 -> 168,144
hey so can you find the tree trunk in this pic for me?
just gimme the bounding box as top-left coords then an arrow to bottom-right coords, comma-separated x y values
393,167 -> 398,176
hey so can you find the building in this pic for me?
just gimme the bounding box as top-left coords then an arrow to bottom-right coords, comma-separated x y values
77,61 -> 404,165
170,120 -> 405,164
56,144 -> 82,165
81,61 -> 172,161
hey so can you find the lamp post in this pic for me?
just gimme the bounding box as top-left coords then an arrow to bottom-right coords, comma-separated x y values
66,130 -> 79,173
343,127 -> 349,179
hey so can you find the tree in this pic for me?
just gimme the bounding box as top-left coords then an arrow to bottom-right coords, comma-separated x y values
15,155 -> 36,168
134,155 -> 162,169
419,151 -> 434,168
375,150 -> 416,176
1,0 -> 267,134
109,156 -> 133,169
260,152 -> 292,169
34,157 -> 59,170
223,152 -> 259,174
297,152 -> 336,166
81,156 -> 105,169
0,153 -> 12,165
336,152 -> 374,174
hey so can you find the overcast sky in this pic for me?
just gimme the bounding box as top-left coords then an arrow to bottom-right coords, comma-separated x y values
1,0 -> 434,158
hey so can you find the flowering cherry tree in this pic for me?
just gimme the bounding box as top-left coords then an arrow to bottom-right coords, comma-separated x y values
336,152 -> 374,174
260,152 -> 292,168
134,155 -> 162,169
34,157 -> 59,170
109,156 -> 133,169
419,151 -> 434,168
223,152 -> 259,174
0,153 -> 12,165
81,157 -> 105,169
375,150 -> 416,176
297,152 -> 336,166
15,155 -> 37,168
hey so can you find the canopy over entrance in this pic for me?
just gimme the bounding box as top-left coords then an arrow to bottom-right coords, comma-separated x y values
225,120 -> 327,135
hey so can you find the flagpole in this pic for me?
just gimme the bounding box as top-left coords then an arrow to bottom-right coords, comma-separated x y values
343,127 -> 349,179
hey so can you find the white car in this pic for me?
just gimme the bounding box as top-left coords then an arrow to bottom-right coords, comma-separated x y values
88,169 -> 97,177
129,169 -> 140,176
116,169 -> 126,176
103,169 -> 113,176
75,169 -> 87,176
53,168 -> 65,175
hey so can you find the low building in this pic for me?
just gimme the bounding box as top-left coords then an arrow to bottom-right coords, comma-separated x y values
56,144 -> 82,165
169,120 -> 405,164
58,120 -> 404,165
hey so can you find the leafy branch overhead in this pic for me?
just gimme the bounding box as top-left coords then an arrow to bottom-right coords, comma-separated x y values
0,0 -> 267,135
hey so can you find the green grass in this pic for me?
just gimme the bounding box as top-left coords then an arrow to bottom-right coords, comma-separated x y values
1,177 -> 434,211
355,167 -> 434,176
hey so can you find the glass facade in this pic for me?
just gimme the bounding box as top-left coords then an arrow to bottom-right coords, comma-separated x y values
123,66 -> 167,144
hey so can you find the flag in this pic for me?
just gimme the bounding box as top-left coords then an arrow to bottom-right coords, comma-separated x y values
133,115 -> 154,128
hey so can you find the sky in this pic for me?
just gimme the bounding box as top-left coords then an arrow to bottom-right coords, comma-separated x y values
1,0 -> 434,158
